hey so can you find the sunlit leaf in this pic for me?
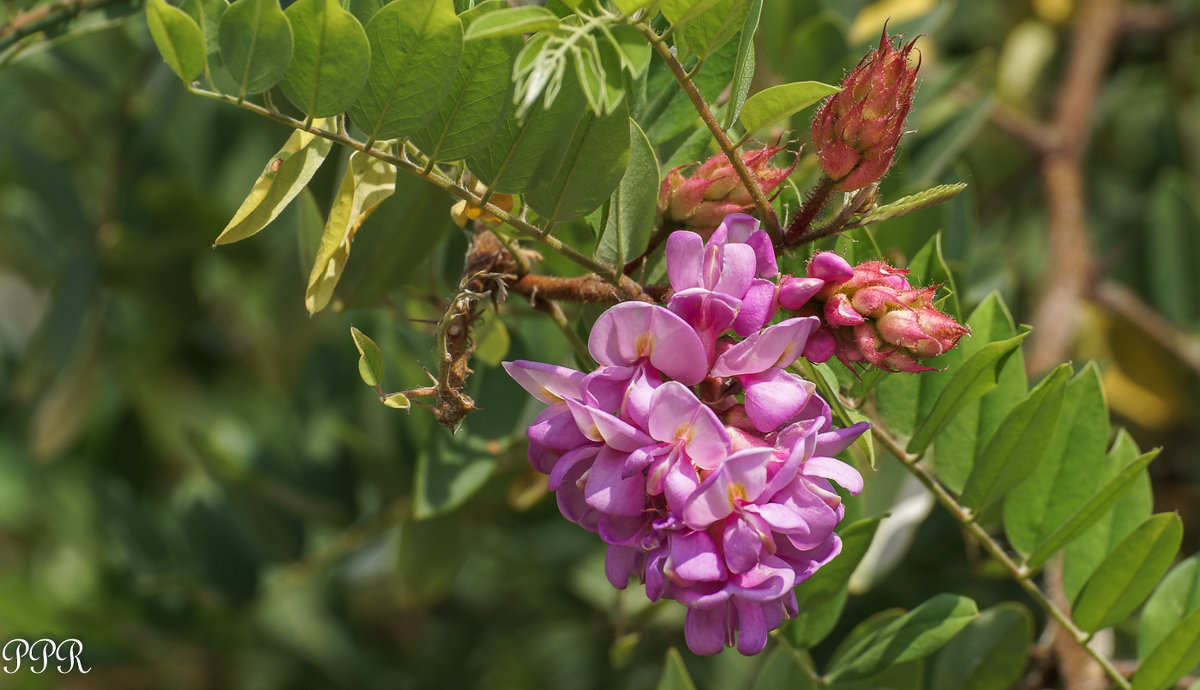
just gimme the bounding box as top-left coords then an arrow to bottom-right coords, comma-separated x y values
350,326 -> 384,387
411,1 -> 520,163
147,0 -> 207,82
305,150 -> 397,313
463,5 -> 558,40
1072,513 -> 1182,633
281,0 -> 370,117
218,0 -> 294,97
738,80 -> 840,136
678,0 -> 752,59
180,0 -> 227,77
845,183 -> 969,231
214,122 -> 335,245
382,392 -> 411,409
959,363 -> 1071,510
350,0 -> 463,142
1133,605 -> 1200,690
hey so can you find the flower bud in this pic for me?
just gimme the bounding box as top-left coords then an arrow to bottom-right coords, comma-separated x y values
811,29 -> 919,192
657,144 -> 796,233
775,251 -> 967,372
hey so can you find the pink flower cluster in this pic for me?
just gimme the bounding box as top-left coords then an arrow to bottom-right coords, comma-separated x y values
504,215 -> 868,655
778,252 -> 969,373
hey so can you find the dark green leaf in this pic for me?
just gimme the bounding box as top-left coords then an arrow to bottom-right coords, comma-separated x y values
411,1 -> 520,162
596,118 -> 657,266
657,647 -> 698,690
463,5 -> 558,40
180,0 -> 226,76
927,292 -> 1027,492
720,0 -> 759,130
147,0 -> 207,83
1072,513 -> 1182,633
414,433 -> 497,519
1004,363 -> 1110,556
525,103 -> 630,224
738,80 -> 840,136
785,586 -> 848,650
793,516 -> 882,612
1140,556 -> 1200,661
1027,445 -> 1159,570
350,326 -> 384,387
350,0 -> 463,142
906,328 -> 1030,455
1132,605 -> 1200,690
280,0 -> 370,117
960,363 -> 1071,511
218,0 -> 294,97
753,643 -> 819,690
346,0 -> 384,26
1147,172 -> 1200,325
930,604 -> 1033,690
643,37 -> 738,144
214,123 -> 335,244
825,594 -> 978,682
466,67 -> 587,194
905,231 -> 960,318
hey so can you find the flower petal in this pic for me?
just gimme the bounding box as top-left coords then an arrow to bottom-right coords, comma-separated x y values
732,278 -> 777,337
744,369 -> 815,433
814,421 -> 870,458
671,530 -> 727,582
647,381 -> 731,467
589,302 -> 708,385
723,517 -> 764,574
585,447 -> 647,516
684,606 -> 728,656
734,599 -> 770,655
666,230 -> 705,292
502,360 -> 585,403
803,456 -> 864,496
713,317 -> 819,376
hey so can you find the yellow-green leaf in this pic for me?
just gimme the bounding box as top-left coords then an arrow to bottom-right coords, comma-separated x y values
305,150 -> 397,313
147,0 -> 207,83
214,121 -> 335,245
350,326 -> 384,387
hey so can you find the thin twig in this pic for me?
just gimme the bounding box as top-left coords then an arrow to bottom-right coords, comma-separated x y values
0,0 -> 132,53
637,23 -> 783,243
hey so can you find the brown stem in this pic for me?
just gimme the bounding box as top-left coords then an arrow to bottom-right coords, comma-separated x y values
639,24 -> 783,243
509,273 -> 663,304
1026,0 -> 1122,376
783,175 -> 837,246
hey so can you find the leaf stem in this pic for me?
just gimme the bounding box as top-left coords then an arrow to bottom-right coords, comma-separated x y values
185,85 -> 636,291
867,419 -> 1133,690
637,23 -> 783,243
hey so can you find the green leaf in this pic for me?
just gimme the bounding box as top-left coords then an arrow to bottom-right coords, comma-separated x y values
959,363 -> 1071,511
350,0 -> 463,142
738,80 -> 840,136
1072,513 -> 1183,633
1141,556 -> 1200,663
678,0 -> 752,59
218,0 -> 294,97
472,312 -> 510,366
1148,171 -> 1200,325
305,150 -> 397,313
382,392 -> 410,409
410,1 -> 520,163
414,432 -> 497,519
466,66 -> 588,194
661,0 -> 728,30
462,5 -> 558,40
785,586 -> 848,650
720,0 -> 759,130
612,0 -> 654,15
1027,446 -> 1159,570
643,36 -> 738,144
825,594 -> 978,682
753,643 -> 819,690
1063,430 -> 1155,600
1003,363 -> 1110,556
596,118 -> 657,266
180,0 -> 226,75
147,0 -> 207,83
657,648 -> 698,690
346,0 -> 384,26
845,183 -> 969,231
1133,606 -> 1200,690
350,326 -> 384,387
926,292 -> 1027,492
906,328 -> 1030,455
214,122 -> 335,245
605,24 -> 651,77
793,516 -> 882,612
524,103 -> 630,224
905,231 -> 960,318
280,0 -> 370,117
930,604 -> 1033,690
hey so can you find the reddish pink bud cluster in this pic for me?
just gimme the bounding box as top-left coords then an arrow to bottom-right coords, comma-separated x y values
777,252 -> 968,373
658,144 -> 796,233
812,30 -> 919,192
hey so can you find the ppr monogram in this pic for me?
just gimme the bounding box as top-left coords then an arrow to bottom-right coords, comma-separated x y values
2,639 -> 90,674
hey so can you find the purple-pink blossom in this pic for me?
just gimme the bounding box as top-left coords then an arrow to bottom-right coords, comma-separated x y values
504,214 -> 870,656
